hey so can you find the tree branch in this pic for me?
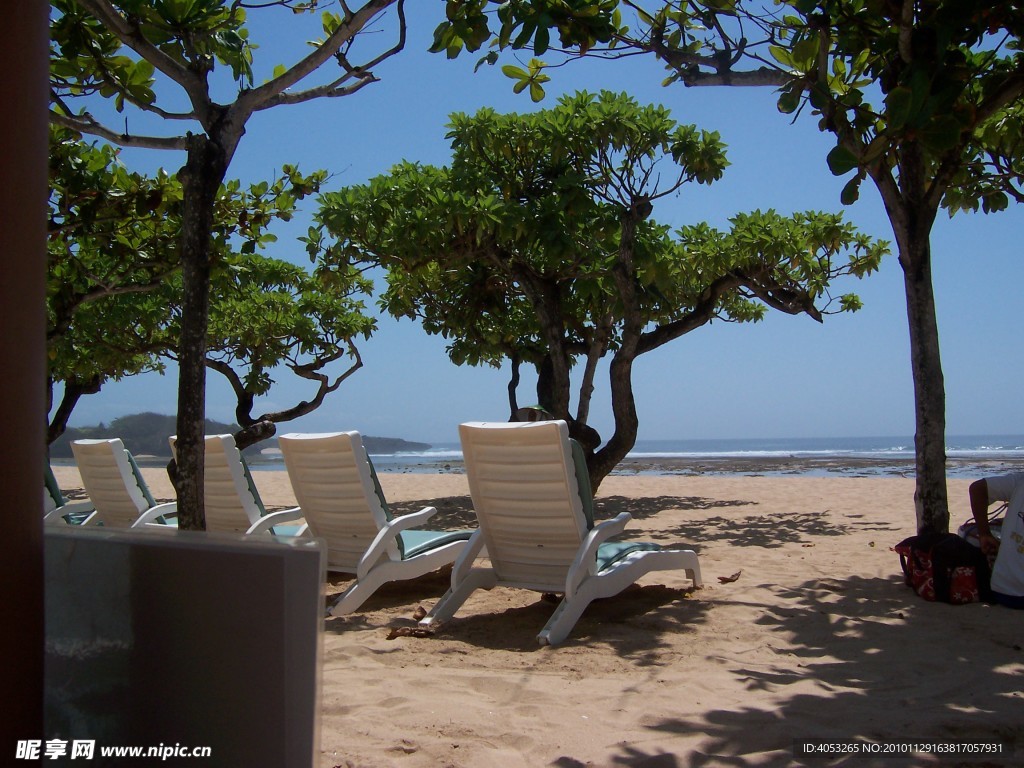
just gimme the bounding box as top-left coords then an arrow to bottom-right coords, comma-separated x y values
258,71 -> 377,108
237,0 -> 402,113
620,4 -> 788,88
205,357 -> 257,427
51,110 -> 189,151
255,342 -> 363,423
974,69 -> 1024,126
575,317 -> 611,426
47,375 -> 103,445
637,271 -> 746,354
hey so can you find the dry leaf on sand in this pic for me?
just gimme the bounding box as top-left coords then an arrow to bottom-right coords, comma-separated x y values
386,626 -> 435,640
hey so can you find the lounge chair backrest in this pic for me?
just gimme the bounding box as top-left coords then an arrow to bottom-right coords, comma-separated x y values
71,438 -> 155,527
170,434 -> 266,533
459,420 -> 589,590
278,431 -> 399,569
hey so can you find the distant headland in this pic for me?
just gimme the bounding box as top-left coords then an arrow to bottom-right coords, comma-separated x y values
48,412 -> 430,459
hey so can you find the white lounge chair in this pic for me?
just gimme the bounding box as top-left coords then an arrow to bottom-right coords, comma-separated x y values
278,431 -> 475,615
169,434 -> 305,535
70,439 -> 177,528
43,463 -> 96,526
420,420 -> 703,645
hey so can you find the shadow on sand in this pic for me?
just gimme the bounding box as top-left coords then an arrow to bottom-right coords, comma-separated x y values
568,574 -> 1024,767
595,495 -> 899,551
387,495 -> 477,529
325,571 -> 710,657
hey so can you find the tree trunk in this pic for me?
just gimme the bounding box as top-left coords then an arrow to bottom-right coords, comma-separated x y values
873,143 -> 949,536
587,206 -> 646,491
535,353 -> 558,413
507,355 -> 521,419
47,375 -> 101,445
588,347 -> 639,491
173,136 -> 227,530
901,236 -> 949,535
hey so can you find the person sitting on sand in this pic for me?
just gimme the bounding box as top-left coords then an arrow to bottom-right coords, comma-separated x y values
969,475 -> 1024,608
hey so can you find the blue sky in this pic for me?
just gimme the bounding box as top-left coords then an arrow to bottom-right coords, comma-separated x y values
60,3 -> 1024,445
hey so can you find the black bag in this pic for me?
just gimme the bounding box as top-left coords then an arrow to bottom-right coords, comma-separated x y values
895,532 -> 994,604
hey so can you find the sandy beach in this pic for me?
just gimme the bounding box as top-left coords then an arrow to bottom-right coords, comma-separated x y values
52,467 -> 1024,766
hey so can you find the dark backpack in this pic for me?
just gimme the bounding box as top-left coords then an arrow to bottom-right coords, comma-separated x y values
895,532 -> 994,604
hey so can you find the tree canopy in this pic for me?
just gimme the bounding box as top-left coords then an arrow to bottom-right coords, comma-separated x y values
49,0 -> 414,527
440,0 -> 1024,533
189,251 -> 373,450
630,0 -> 1024,534
317,91 -> 886,487
47,126 -> 373,454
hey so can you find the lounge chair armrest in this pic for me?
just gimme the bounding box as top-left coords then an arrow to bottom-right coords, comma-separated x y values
76,510 -> 101,526
44,500 -> 96,526
43,509 -> 67,526
356,506 -> 437,579
246,507 -> 305,536
387,506 -> 438,532
132,502 -> 178,528
565,512 -> 632,598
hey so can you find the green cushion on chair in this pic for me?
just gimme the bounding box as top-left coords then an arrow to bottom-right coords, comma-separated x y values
569,439 -> 595,529
399,529 -> 475,560
365,453 -> 403,558
595,541 -> 661,572
64,510 -> 94,525
127,452 -> 157,508
240,453 -> 268,518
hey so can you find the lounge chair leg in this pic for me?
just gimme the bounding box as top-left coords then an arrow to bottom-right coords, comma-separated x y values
538,595 -> 593,646
685,563 -> 702,589
420,570 -> 496,627
329,571 -> 387,617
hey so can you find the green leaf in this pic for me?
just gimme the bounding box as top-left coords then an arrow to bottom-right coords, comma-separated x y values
534,26 -> 549,56
917,116 -> 963,154
768,45 -> 793,68
982,190 -> 1009,213
840,174 -> 862,205
777,86 -> 801,115
501,64 -> 528,80
885,87 -> 914,131
475,51 -> 499,72
826,145 -> 859,176
790,38 -> 818,70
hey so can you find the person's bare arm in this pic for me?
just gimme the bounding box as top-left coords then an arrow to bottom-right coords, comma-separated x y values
969,479 -> 1000,557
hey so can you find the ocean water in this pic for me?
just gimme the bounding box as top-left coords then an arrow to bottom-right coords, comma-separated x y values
623,435 -> 1024,461
249,434 -> 1024,478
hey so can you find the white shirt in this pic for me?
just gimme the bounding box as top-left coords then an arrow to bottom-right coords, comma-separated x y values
983,474 -> 1024,596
